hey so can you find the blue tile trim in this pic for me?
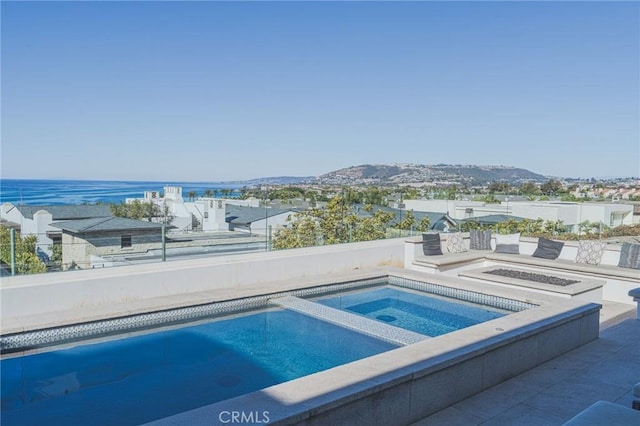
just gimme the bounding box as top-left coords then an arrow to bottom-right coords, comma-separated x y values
388,276 -> 536,312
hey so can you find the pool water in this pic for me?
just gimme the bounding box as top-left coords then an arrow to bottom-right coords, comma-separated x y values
1,281 -> 518,425
0,309 -> 397,426
316,287 -> 506,336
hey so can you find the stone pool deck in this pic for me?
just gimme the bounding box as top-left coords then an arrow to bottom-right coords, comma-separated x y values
413,304 -> 639,425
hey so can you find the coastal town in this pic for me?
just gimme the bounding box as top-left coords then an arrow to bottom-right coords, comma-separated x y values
1,168 -> 639,274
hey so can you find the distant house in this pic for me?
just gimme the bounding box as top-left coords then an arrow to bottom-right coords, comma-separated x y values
225,205 -> 299,235
352,204 -> 457,232
0,203 -> 112,255
403,199 -> 634,233
457,214 -> 526,227
125,185 -> 260,232
50,217 -> 166,269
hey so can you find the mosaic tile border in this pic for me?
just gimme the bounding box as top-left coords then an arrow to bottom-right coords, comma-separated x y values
0,274 -> 533,353
388,276 -> 537,312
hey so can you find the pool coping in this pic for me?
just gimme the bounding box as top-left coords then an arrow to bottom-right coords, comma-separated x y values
136,268 -> 601,425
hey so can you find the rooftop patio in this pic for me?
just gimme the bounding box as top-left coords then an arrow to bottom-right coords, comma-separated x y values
1,235 -> 638,425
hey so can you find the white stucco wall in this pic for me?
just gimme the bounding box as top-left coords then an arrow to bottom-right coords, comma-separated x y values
247,212 -> 296,236
0,204 -> 54,255
0,238 -> 406,324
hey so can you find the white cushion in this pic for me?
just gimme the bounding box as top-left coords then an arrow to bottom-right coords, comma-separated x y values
575,240 -> 607,265
446,232 -> 467,254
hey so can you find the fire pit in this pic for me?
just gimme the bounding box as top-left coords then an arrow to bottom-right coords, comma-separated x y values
483,268 -> 580,287
459,266 -> 605,304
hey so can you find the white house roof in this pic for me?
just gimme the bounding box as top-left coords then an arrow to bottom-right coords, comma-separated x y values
50,217 -> 165,234
14,204 -> 112,220
225,205 -> 298,226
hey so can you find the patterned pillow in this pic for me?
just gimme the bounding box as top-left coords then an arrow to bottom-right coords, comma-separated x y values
446,232 -> 467,254
532,237 -> 564,260
470,229 -> 492,250
575,241 -> 607,265
617,242 -> 640,270
422,233 -> 443,256
494,233 -> 520,254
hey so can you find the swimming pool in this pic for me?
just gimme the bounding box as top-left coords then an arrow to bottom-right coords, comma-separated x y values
1,308 -> 397,425
0,275 -> 535,425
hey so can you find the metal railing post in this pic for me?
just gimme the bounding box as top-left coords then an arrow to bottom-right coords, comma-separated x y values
10,229 -> 16,275
161,225 -> 166,262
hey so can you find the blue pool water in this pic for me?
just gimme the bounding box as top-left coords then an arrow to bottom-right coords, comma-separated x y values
0,309 -> 396,426
316,287 -> 506,336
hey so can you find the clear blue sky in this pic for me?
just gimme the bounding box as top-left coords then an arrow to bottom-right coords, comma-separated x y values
2,1 -> 638,181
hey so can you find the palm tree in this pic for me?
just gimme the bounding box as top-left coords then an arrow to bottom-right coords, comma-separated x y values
204,189 -> 214,198
187,191 -> 197,201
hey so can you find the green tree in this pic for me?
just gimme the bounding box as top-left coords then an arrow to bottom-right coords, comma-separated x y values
50,243 -> 63,266
110,201 -> 174,225
272,194 -> 394,249
540,179 -> 564,196
352,210 -> 393,241
0,228 -> 47,274
488,182 -> 511,193
519,182 -> 540,195
397,209 -> 416,230
416,216 -> 432,232
483,194 -> 501,204
273,214 -> 321,249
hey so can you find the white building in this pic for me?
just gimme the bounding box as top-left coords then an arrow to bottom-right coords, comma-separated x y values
126,186 -> 259,233
0,203 -> 112,256
225,205 -> 299,236
403,199 -> 634,232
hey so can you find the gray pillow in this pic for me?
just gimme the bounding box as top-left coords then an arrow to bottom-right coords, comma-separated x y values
617,242 -> 640,269
470,229 -> 492,250
532,237 -> 564,260
422,233 -> 443,256
494,233 -> 520,254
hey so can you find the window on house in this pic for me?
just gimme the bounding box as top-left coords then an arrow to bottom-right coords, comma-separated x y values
121,235 -> 132,248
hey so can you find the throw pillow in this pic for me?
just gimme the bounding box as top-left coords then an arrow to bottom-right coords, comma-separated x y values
617,242 -> 640,270
470,229 -> 492,250
494,233 -> 520,254
532,237 -> 564,260
422,233 -> 443,256
575,241 -> 607,265
446,232 -> 467,254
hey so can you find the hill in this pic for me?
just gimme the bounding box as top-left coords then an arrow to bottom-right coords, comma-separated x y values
318,163 -> 548,185
230,176 -> 315,186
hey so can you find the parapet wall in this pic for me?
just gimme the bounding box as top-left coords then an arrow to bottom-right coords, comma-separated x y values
1,238 -> 405,332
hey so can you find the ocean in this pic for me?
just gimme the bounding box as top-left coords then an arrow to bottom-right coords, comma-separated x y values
0,179 -> 242,205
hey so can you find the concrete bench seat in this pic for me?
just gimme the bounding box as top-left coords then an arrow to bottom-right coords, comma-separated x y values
412,251 -> 486,272
562,400 -> 640,425
485,252 -> 640,282
483,253 -> 639,305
